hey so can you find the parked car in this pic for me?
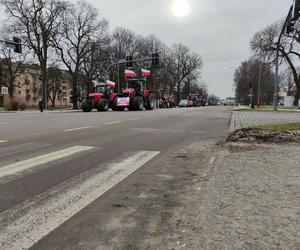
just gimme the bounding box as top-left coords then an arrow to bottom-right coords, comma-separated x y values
188,100 -> 194,107
194,101 -> 202,107
179,100 -> 188,107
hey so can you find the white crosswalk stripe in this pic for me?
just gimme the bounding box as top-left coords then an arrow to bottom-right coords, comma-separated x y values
64,126 -> 93,132
0,146 -> 95,184
0,150 -> 160,250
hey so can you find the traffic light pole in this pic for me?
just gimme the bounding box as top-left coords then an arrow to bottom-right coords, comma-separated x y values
274,6 -> 293,111
0,38 -> 23,53
104,55 -> 159,76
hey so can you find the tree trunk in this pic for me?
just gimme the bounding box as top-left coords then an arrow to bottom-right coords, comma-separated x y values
8,79 -> 14,100
41,72 -> 48,109
50,94 -> 56,108
176,82 -> 181,105
295,84 -> 300,106
72,74 -> 79,110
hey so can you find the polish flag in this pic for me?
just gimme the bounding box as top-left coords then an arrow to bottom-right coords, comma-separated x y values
124,69 -> 136,78
141,68 -> 151,77
106,80 -> 116,88
93,80 -> 102,86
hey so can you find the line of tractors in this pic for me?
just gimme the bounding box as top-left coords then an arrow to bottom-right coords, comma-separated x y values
81,78 -> 155,112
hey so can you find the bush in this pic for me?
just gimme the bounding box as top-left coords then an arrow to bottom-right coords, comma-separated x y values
19,103 -> 26,111
10,101 -> 19,111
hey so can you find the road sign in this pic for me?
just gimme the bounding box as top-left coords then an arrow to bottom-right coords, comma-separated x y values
117,97 -> 130,107
1,86 -> 8,95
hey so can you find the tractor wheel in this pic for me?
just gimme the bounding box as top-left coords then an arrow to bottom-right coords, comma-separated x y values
97,99 -> 109,112
112,98 -> 117,111
128,101 -> 135,111
133,96 -> 144,111
82,100 -> 93,112
145,93 -> 155,110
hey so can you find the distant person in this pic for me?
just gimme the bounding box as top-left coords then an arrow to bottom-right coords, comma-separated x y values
38,99 -> 43,112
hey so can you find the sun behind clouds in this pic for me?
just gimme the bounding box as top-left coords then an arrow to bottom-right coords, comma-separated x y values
171,0 -> 191,17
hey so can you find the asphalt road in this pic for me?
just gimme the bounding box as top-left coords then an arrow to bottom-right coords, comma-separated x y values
0,107 -> 231,249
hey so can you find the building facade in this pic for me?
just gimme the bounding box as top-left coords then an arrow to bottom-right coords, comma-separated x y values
0,62 -> 72,109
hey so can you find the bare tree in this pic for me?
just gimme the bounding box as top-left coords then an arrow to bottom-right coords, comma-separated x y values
111,27 -> 137,59
134,35 -> 171,97
54,1 -> 108,109
0,0 -> 67,108
169,44 -> 202,103
81,40 -> 112,96
0,45 -> 28,101
251,21 -> 300,101
108,27 -> 140,90
234,58 -> 274,105
47,66 -> 63,107
280,67 -> 297,96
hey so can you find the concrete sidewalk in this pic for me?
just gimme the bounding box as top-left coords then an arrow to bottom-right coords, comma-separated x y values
0,108 -> 81,114
234,105 -> 300,113
230,110 -> 300,131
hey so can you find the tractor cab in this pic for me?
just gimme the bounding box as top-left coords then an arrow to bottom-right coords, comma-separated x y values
123,79 -> 146,96
90,82 -> 114,100
94,84 -> 107,93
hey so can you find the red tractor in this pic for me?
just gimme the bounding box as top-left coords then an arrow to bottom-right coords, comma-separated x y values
114,79 -> 155,111
82,81 -> 117,112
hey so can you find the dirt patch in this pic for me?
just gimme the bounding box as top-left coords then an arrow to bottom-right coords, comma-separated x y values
227,127 -> 300,143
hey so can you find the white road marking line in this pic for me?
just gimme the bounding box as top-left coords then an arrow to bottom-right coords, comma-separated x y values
64,126 -> 93,132
209,156 -> 216,165
104,121 -> 121,125
0,140 -> 8,143
0,151 -> 160,250
128,117 -> 140,121
0,146 -> 95,180
130,128 -> 186,133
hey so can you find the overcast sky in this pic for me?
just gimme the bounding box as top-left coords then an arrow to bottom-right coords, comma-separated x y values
0,0 -> 291,98
73,0 -> 288,98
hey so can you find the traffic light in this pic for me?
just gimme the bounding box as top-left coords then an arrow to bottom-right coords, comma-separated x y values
13,37 -> 22,53
152,53 -> 159,66
249,83 -> 252,89
292,0 -> 300,21
287,19 -> 296,34
126,55 -> 133,68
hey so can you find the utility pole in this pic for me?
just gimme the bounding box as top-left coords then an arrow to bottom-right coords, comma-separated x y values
249,83 -> 254,109
257,65 -> 261,108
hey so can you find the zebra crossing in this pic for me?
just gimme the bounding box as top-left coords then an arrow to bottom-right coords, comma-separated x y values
0,142 -> 160,250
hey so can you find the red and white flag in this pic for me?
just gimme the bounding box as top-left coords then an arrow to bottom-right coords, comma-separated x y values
124,69 -> 136,78
93,80 -> 102,86
106,80 -> 116,88
141,68 -> 151,77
